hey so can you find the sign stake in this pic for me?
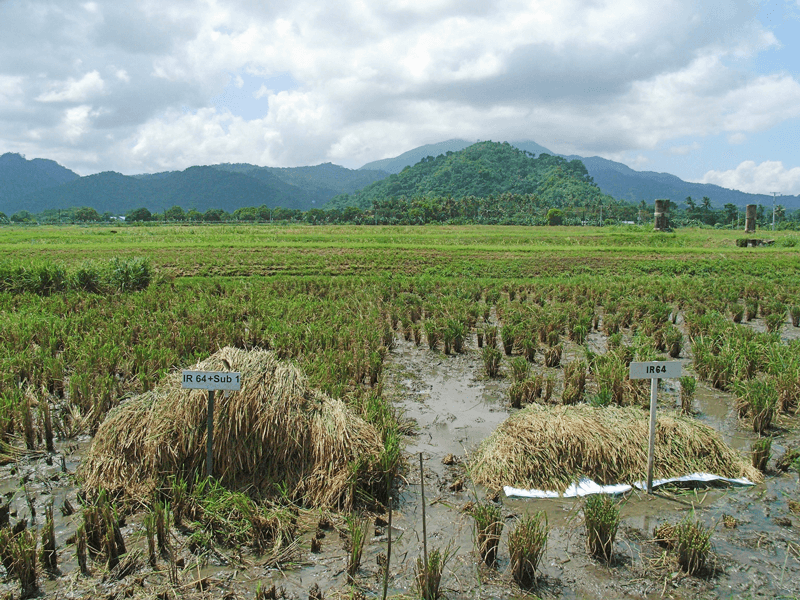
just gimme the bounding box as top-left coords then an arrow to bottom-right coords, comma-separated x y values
181,370 -> 241,481
647,378 -> 658,493
207,389 -> 215,479
628,361 -> 682,495
420,452 -> 428,568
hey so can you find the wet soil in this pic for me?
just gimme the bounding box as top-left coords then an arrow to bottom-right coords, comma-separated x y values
2,322 -> 799,599
379,334 -> 800,599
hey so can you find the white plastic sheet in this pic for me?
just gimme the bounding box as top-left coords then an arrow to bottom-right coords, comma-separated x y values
503,472 -> 755,499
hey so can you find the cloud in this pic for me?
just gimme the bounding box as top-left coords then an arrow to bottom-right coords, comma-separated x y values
0,0 -> 799,174
36,71 -> 106,103
700,160 -> 800,195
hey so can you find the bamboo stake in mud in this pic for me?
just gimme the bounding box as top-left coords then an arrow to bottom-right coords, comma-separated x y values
647,378 -> 658,493
420,452 -> 428,567
207,390 -> 214,479
382,497 -> 393,600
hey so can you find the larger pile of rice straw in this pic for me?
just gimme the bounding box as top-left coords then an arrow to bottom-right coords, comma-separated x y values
80,347 -> 383,508
470,404 -> 761,492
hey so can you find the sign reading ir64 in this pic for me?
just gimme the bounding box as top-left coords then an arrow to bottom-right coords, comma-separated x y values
628,361 -> 681,380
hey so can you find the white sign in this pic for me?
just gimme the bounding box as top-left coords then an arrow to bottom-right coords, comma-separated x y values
181,370 -> 241,390
629,361 -> 681,380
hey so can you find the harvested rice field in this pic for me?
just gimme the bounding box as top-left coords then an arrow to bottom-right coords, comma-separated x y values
0,223 -> 799,599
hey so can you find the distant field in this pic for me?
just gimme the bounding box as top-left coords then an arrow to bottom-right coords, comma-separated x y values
3,223 -> 800,279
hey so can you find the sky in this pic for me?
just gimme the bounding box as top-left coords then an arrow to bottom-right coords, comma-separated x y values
2,0 -> 800,195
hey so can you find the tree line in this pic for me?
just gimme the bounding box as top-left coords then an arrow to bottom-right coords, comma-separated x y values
3,196 -> 799,229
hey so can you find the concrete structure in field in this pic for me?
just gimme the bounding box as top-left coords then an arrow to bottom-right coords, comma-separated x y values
745,204 -> 757,233
653,199 -> 668,230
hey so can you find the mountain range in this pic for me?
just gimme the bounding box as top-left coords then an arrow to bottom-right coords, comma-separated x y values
1,141 -> 798,216
0,156 -> 386,216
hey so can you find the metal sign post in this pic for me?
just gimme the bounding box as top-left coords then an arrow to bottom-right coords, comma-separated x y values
629,361 -> 681,493
181,370 -> 241,478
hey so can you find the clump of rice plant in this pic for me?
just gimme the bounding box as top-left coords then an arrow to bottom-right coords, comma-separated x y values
583,494 -> 619,563
508,511 -> 548,588
414,543 -> 454,600
442,324 -> 453,355
484,326 -> 498,350
40,503 -> 56,571
745,299 -> 758,322
0,527 -> 39,598
765,310 -> 786,333
679,376 -> 696,414
730,304 -> 744,324
674,514 -> 712,575
447,319 -> 467,354
482,347 -> 502,378
665,326 -> 683,358
531,373 -> 544,400
501,324 -> 516,356
72,261 -> 103,293
607,332 -> 622,349
424,321 -> 439,351
76,523 -> 88,575
561,361 -> 586,405
144,513 -> 157,567
509,380 -> 537,409
542,376 -> 555,403
509,357 -> 529,382
13,529 -> 39,598
154,501 -> 170,554
734,376 -> 778,434
790,305 -> 800,328
571,323 -> 588,345
109,256 -> 152,292
543,344 -> 562,368
345,514 -> 368,582
520,336 -> 537,362
751,437 -> 771,472
472,502 -> 503,567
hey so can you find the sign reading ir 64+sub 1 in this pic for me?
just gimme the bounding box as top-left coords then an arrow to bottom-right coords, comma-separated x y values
629,361 -> 681,380
181,371 -> 241,390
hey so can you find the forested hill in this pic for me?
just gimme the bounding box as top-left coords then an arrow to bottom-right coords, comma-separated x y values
327,141 -> 614,211
0,153 -> 79,205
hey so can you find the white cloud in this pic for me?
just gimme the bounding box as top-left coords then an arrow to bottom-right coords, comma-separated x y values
61,105 -> 98,142
36,71 -> 106,103
0,75 -> 24,105
700,160 -> 800,195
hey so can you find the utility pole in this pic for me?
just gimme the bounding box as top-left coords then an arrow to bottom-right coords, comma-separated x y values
771,192 -> 779,231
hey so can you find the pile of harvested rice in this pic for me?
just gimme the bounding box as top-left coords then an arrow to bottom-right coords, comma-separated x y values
470,404 -> 761,492
80,347 -> 383,508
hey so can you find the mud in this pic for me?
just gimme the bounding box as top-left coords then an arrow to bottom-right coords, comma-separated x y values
1,325 -> 799,599
380,335 -> 800,600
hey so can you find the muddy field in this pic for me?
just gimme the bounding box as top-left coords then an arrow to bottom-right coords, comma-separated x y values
2,318 -> 798,600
